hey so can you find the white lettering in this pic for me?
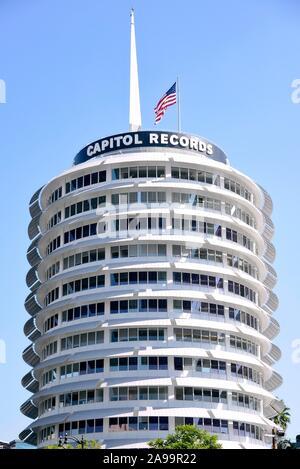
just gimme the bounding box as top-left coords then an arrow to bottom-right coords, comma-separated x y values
189,137 -> 198,150
134,133 -> 143,144
199,141 -> 206,152
114,135 -> 123,147
169,134 -> 179,145
87,145 -> 95,157
206,143 -> 213,155
149,133 -> 159,144
101,139 -> 109,151
160,133 -> 169,144
123,134 -> 133,146
179,135 -> 189,147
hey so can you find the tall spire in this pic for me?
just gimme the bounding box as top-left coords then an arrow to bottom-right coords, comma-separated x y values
129,9 -> 142,131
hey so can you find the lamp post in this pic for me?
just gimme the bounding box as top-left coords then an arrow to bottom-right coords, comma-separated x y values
58,433 -> 85,449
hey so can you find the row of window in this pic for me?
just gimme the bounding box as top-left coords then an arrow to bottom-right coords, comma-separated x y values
60,359 -> 104,379
225,202 -> 256,228
110,271 -> 167,286
45,245 -> 257,283
110,299 -> 167,314
40,418 -> 263,443
47,187 -> 62,205
45,304 -> 105,340
58,389 -> 103,409
61,331 -> 104,351
44,314 -> 58,332
225,228 -> 255,252
110,386 -> 168,402
172,245 -> 222,263
112,166 -> 165,180
229,335 -> 258,355
61,275 -> 105,298
171,167 -> 216,184
40,419 -> 103,442
65,171 -> 106,194
63,223 -> 97,245
46,261 -> 60,280
42,328 -> 259,358
65,196 -> 106,219
224,178 -> 252,202
111,243 -> 166,258
41,357 -> 261,388
43,300 -> 258,333
42,341 -> 57,360
40,389 -> 104,414
172,192 -> 221,211
174,328 -> 225,345
63,248 -> 105,270
47,272 -> 257,307
47,236 -> 61,255
46,218 -> 256,257
176,418 -> 263,440
47,211 -> 61,230
113,216 -> 166,231
173,272 -> 224,288
111,191 -> 166,205
62,303 -> 104,323
228,280 -> 256,303
47,170 -> 253,210
227,253 -> 258,278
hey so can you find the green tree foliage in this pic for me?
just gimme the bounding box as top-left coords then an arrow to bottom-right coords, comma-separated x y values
149,425 -> 222,449
45,439 -> 101,449
273,407 -> 291,431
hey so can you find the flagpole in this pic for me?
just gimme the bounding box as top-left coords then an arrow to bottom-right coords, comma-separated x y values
177,76 -> 181,133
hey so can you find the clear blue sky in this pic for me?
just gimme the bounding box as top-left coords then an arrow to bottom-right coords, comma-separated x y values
0,0 -> 299,442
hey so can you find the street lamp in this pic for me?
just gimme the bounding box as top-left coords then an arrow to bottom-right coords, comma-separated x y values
58,433 -> 85,449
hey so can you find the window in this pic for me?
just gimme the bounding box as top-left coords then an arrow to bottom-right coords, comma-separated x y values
62,275 -> 105,297
224,178 -> 253,202
174,328 -> 225,345
171,167 -> 216,184
65,171 -> 106,194
108,417 -> 168,432
110,271 -> 166,286
173,272 -> 223,289
61,331 -> 104,351
110,328 -> 165,343
110,298 -> 167,315
172,192 -> 221,211
112,166 -> 165,180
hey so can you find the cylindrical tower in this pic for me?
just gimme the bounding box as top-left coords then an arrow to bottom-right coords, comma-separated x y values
20,131 -> 283,449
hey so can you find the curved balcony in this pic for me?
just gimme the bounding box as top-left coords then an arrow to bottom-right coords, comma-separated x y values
24,291 -> 42,316
20,398 -> 38,419
29,186 -> 43,218
26,266 -> 40,290
23,343 -> 40,367
28,215 -> 41,241
263,239 -> 276,264
263,261 -> 277,290
257,184 -> 273,217
21,370 -> 39,393
27,234 -> 42,267
263,316 -> 280,341
24,317 -> 41,342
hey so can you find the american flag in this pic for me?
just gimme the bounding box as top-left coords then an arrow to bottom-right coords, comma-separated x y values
154,82 -> 177,124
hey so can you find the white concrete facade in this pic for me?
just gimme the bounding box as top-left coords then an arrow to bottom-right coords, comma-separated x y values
20,133 -> 282,448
